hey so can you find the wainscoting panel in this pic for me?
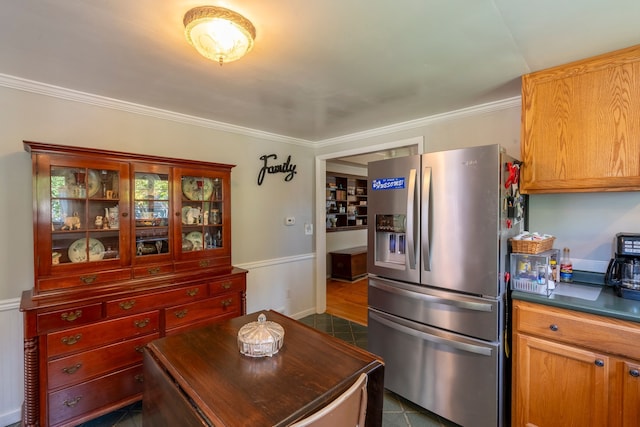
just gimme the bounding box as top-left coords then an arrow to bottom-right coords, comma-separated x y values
0,298 -> 23,426
237,252 -> 316,319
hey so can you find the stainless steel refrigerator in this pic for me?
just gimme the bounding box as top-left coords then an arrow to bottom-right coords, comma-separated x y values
367,144 -> 525,427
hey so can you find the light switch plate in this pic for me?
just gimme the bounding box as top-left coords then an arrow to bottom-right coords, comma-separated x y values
304,223 -> 313,235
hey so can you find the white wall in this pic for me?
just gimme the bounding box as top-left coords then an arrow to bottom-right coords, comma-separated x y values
0,298 -> 22,426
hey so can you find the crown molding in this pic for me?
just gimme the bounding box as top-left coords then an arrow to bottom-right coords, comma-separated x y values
315,96 -> 522,147
0,73 -> 313,147
0,72 -> 520,149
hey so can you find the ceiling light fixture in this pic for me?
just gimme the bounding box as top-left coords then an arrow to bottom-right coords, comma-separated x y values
183,6 -> 256,66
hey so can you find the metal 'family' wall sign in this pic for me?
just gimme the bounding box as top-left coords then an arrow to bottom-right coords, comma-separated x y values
257,154 -> 297,185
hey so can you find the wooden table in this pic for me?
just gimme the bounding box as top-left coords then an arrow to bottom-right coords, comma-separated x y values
330,246 -> 368,281
143,310 -> 384,426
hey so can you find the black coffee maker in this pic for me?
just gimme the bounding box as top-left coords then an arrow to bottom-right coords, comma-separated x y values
605,233 -> 640,299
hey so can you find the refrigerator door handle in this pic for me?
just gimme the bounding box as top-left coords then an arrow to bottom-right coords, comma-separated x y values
370,278 -> 493,312
422,166 -> 431,271
406,168 -> 417,269
370,310 -> 493,357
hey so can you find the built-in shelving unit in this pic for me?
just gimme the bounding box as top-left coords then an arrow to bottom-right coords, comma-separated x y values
326,173 -> 367,231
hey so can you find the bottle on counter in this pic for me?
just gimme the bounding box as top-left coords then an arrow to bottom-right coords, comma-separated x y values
550,257 -> 559,282
560,247 -> 573,282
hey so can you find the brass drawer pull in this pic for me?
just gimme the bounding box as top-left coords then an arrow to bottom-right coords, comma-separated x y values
119,300 -> 136,310
62,334 -> 82,346
220,281 -> 232,290
62,363 -> 82,374
175,309 -> 189,319
147,267 -> 161,275
61,310 -> 82,322
221,298 -> 233,308
135,374 -> 144,383
199,259 -> 211,268
134,318 -> 151,328
186,288 -> 199,297
80,275 -> 97,284
63,397 -> 82,407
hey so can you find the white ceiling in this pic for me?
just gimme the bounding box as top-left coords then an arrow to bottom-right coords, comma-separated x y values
1,1 -> 639,142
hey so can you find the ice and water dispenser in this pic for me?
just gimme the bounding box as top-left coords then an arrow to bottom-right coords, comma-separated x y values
374,214 -> 407,266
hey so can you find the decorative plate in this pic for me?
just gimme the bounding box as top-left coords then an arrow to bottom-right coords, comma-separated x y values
182,177 -> 213,201
184,231 -> 203,251
86,170 -> 101,198
62,169 -> 101,198
182,206 -> 202,225
68,238 -> 105,263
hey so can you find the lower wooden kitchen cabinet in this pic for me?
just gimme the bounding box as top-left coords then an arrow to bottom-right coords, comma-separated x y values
512,299 -> 640,427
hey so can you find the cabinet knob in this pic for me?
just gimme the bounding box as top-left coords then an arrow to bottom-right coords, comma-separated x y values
61,334 -> 82,346
549,324 -> 558,331
61,310 -> 82,322
63,396 -> 82,407
62,363 -> 82,375
80,275 -> 97,284
630,369 -> 640,377
594,359 -> 605,367
119,300 -> 136,310
174,309 -> 188,319
134,318 -> 150,328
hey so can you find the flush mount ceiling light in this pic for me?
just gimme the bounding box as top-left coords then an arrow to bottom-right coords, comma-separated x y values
184,6 -> 256,66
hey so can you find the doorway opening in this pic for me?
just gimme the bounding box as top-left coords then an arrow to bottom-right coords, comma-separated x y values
314,136 -> 424,315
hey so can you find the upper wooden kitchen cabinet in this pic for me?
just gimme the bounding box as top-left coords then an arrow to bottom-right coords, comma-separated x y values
520,44 -> 640,193
20,141 -> 246,427
512,300 -> 640,427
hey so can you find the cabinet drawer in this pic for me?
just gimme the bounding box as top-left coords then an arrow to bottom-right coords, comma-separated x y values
514,300 -> 640,360
48,364 -> 144,427
37,303 -> 103,334
48,333 -> 159,390
164,295 -> 241,330
174,256 -> 230,273
209,274 -> 245,296
47,311 -> 159,358
38,269 -> 132,292
106,283 -> 208,316
132,262 -> 175,279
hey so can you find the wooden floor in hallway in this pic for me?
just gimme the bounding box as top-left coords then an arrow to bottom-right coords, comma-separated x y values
325,276 -> 368,325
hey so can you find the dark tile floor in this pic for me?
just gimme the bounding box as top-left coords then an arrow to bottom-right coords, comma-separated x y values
7,314 -> 459,427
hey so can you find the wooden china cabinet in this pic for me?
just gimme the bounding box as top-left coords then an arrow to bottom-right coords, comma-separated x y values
20,141 -> 247,427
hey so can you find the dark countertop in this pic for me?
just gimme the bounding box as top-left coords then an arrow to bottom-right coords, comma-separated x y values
511,271 -> 640,323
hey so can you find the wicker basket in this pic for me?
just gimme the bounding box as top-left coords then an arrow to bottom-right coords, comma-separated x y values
510,237 -> 555,254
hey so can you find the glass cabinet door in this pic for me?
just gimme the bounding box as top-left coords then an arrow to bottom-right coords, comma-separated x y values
133,171 -> 170,259
50,165 -> 123,266
179,174 -> 224,253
